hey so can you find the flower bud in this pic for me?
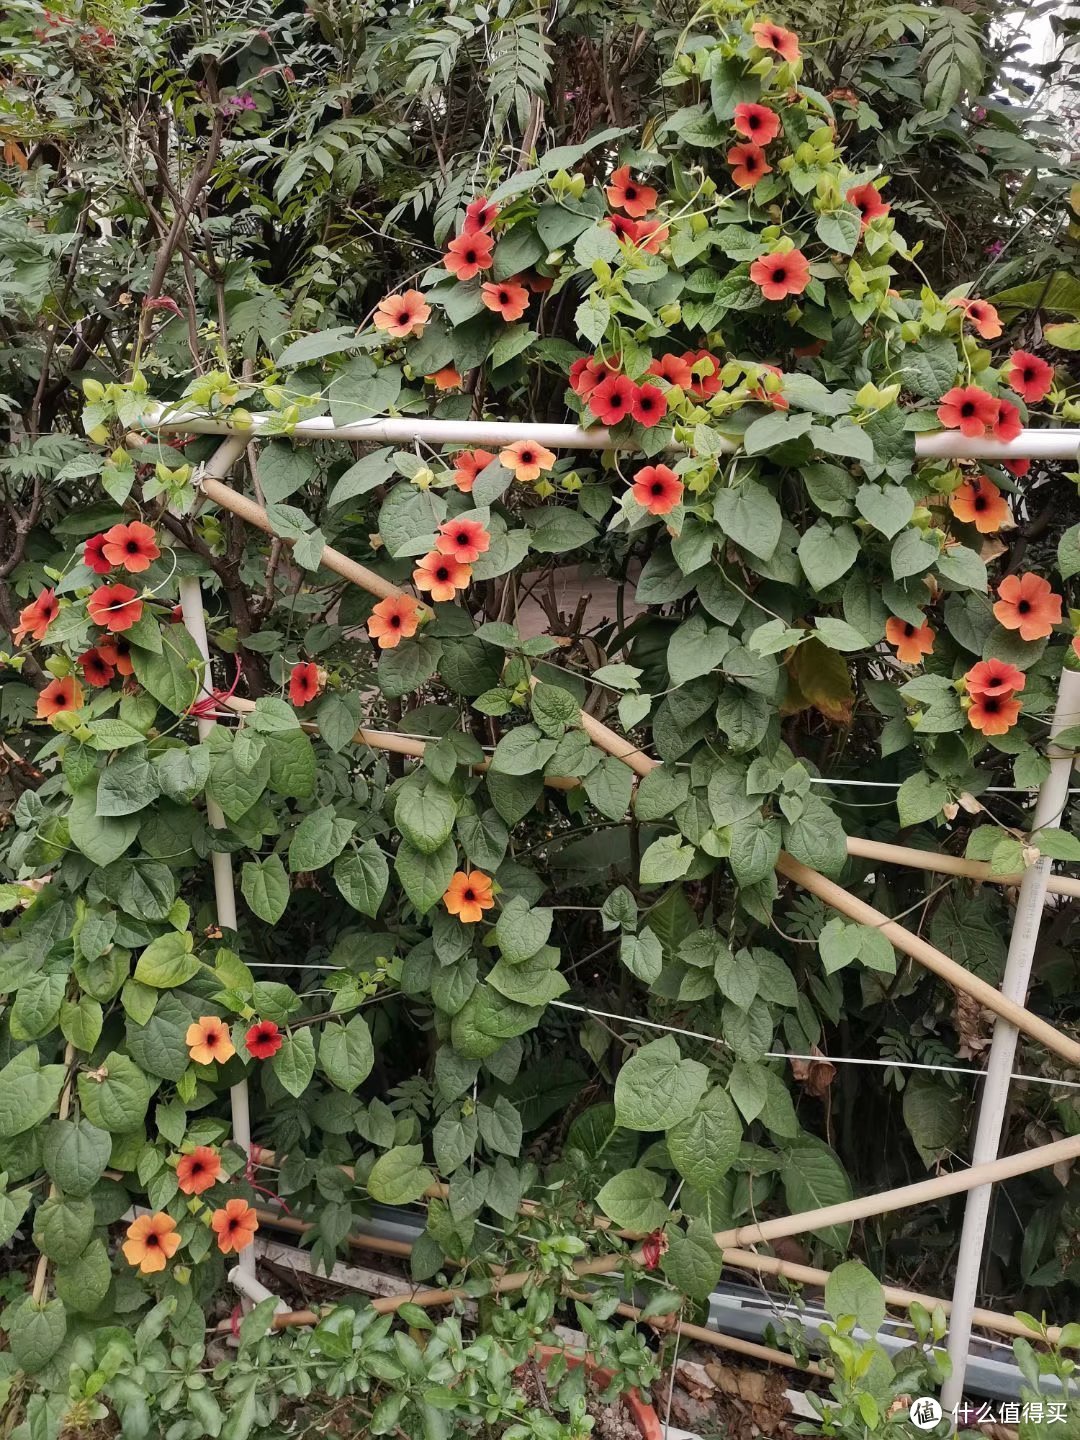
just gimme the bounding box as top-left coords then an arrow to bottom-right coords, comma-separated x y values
900,321 -> 922,343
82,378 -> 105,402
658,302 -> 681,325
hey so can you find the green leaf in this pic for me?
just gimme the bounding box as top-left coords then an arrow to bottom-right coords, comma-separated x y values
68,784 -> 140,866
0,1048 -> 66,1138
825,1260 -> 887,1335
241,854 -> 290,924
713,481 -> 782,560
395,837 -> 457,915
798,521 -> 859,591
575,294 -> 611,346
614,1035 -> 709,1132
96,746 -> 160,817
525,508 -> 599,554
133,931 -> 199,988
289,806 -> 355,872
329,447 -> 395,507
495,896 -> 553,963
780,1138 -> 852,1251
33,1195 -> 96,1264
488,946 -> 568,1006
729,813 -> 781,887
256,442 -> 317,503
6,1295 -> 67,1374
816,205 -> 862,255
639,833 -> 695,885
55,1237 -> 111,1315
620,927 -> 663,984
668,1085 -> 742,1190
131,627 -> 204,714
583,756 -> 635,820
59,995 -> 103,1053
1059,524 -> 1080,580
596,1167 -> 670,1231
334,841 -> 390,918
367,1144 -> 434,1205
319,1016 -> 375,1092
42,1118 -> 112,1197
664,1221 -> 724,1300
897,772 -> 948,826
818,917 -> 896,975
271,1029 -> 316,1097
316,692 -> 363,752
490,725 -> 557,776
395,780 -> 458,855
666,614 -> 731,685
890,527 -> 939,580
855,484 -> 914,539
77,1051 -> 152,1133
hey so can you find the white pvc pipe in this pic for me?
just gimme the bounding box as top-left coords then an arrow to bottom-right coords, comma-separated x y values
228,1264 -> 291,1315
141,403 -> 1080,460
941,667 -> 1080,1420
176,435 -> 260,1301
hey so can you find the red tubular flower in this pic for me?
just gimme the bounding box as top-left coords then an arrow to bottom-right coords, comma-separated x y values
993,573 -> 1062,641
588,374 -> 639,426
641,1229 -> 668,1269
648,354 -> 694,389
87,583 -> 143,633
749,248 -> 810,300
368,595 -> 421,649
682,350 -> 723,400
13,588 -> 59,645
727,142 -> 772,188
101,520 -> 160,573
631,464 -> 683,516
245,1019 -> 283,1059
950,297 -> 1002,340
605,166 -> 658,218
36,676 -> 84,719
450,449 -> 496,493
965,659 -> 1025,698
968,691 -> 1022,736
751,19 -> 801,61
733,102 -> 781,144
948,474 -> 1010,533
1004,351 -> 1054,405
413,551 -> 472,602
84,533 -> 111,574
374,290 -> 431,339
436,518 -> 491,564
444,232 -> 494,281
846,183 -> 890,229
79,646 -> 116,688
992,398 -> 1023,442
481,279 -> 529,322
885,615 -> 935,664
936,386 -> 999,438
289,661 -> 321,706
631,384 -> 667,428
463,195 -> 499,234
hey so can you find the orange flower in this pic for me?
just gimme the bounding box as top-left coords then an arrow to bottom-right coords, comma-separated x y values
1004,351 -> 1054,405
444,232 -> 494,281
289,661 -> 321,706
185,1016 -> 235,1066
949,296 -> 1002,340
733,102 -> 781,144
965,659 -> 1025,698
936,386 -> 998,438
633,219 -> 669,255
749,248 -> 810,301
727,142 -> 772,188
443,870 -> 495,923
968,691 -> 1022,736
176,1145 -> 222,1196
499,439 -> 556,483
436,517 -> 491,564
885,615 -> 935,664
413,551 -> 472,602
427,366 -> 462,391
87,583 -> 143,633
98,636 -> 133,675
211,1197 -> 259,1255
463,195 -> 498,235
36,675 -> 84,719
605,165 -> 658,218
751,19 -> 800,62
993,573 -> 1062,642
101,521 -> 160,573
79,646 -> 116,688
122,1212 -> 181,1274
631,464 -> 683,516
373,289 -> 431,338
647,354 -> 694,389
481,280 -> 529,322
450,448 -> 496,493
13,588 -> 59,645
367,594 -> 421,649
948,475 -> 1010,533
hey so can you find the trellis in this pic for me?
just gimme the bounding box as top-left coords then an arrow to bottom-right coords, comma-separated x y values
149,408 -> 1080,1413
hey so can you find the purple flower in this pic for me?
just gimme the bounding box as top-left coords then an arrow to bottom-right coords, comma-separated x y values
223,92 -> 256,113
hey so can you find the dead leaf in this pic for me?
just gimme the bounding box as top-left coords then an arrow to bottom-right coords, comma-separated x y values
790,1045 -> 837,1098
784,638 -> 854,724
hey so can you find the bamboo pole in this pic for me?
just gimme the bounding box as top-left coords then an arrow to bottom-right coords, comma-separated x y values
846,835 -> 1080,902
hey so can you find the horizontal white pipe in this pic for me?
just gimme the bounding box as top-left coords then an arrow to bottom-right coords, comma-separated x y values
141,405 -> 1080,460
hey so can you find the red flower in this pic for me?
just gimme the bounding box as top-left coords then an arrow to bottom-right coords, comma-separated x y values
87,583 -> 143,633
846,183 -> 890,229
414,551 -> 472,602
79,646 -> 116,687
1004,458 -> 1030,478
367,595 -> 421,650
463,195 -> 498,234
968,691 -> 1022,736
589,374 -> 638,426
101,521 -> 160,573
450,449 -> 496,493
950,297 -> 1002,340
751,19 -> 800,62
84,533 -> 111,574
436,518 -> 491,564
682,350 -> 723,400
641,1229 -> 668,1270
607,215 -> 640,244
885,615 -> 935,664
605,165 -> 658,218
631,383 -> 667,428
991,397 -> 1023,442
993,573 -> 1061,642
427,366 -> 462,391
936,386 -> 999,438
245,1019 -> 283,1059
13,588 -> 59,645
749,248 -> 810,301
648,354 -> 694,389
631,465 -> 683,516
949,474 -> 1010,533
728,142 -> 771,188
634,220 -> 669,254
289,661 -> 321,706
374,290 -> 431,339
444,232 -> 494,281
965,659 -> 1025,698
733,102 -> 781,144
98,637 -> 133,675
36,676 -> 84,719
1004,351 -> 1054,405
522,271 -> 553,293
570,355 -> 620,397
481,279 -> 529,322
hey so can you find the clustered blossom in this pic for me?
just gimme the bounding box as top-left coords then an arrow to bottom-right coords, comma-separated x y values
963,659 -> 1026,736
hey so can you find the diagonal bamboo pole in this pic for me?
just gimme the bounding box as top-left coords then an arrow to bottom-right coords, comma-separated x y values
845,836 -> 1080,902
194,473 -> 1080,1067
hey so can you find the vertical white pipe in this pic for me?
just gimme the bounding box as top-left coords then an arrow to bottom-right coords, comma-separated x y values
941,669 -> 1080,1419
176,435 -> 258,1297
